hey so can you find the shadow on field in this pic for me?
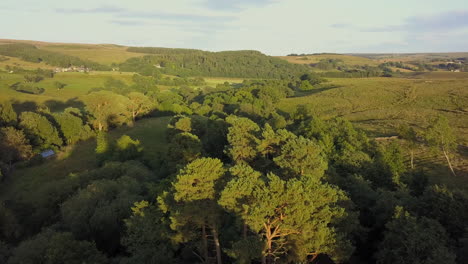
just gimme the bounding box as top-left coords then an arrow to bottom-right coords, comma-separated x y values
293,84 -> 341,98
12,100 -> 38,112
44,98 -> 85,112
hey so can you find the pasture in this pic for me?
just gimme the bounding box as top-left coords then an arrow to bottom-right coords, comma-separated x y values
279,77 -> 468,186
0,71 -> 135,110
277,54 -> 379,66
40,44 -> 146,65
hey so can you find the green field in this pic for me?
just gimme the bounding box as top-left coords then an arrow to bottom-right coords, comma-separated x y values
279,77 -> 468,185
40,44 -> 146,65
0,71 -> 135,109
277,54 -> 379,66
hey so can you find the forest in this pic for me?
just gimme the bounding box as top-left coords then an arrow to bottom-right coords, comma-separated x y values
0,57 -> 467,264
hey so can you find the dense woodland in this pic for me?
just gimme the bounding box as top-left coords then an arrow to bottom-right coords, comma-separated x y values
0,59 -> 467,264
121,48 -> 309,78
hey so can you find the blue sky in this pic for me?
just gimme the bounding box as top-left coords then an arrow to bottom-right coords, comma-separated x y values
1,0 -> 468,55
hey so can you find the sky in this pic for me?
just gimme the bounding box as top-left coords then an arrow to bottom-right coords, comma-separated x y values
1,0 -> 468,55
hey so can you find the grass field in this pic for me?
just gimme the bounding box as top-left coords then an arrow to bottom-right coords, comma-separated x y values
0,39 -> 148,66
277,54 -> 379,66
0,71 -> 135,110
0,116 -> 171,200
40,44 -> 146,65
353,52 -> 468,63
0,55 -> 55,70
279,77 -> 468,187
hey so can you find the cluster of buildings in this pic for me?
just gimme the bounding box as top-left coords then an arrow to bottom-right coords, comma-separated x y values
54,66 -> 91,73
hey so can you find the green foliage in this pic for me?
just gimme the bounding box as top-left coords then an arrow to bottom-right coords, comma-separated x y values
83,91 -> 131,131
299,80 -> 314,91
418,185 -> 468,240
19,111 -> 63,149
372,142 -> 407,188
122,201 -> 178,264
121,48 -> 309,78
0,127 -> 33,165
53,81 -> 67,90
160,158 -> 225,263
375,206 -> 456,264
0,101 -> 17,126
7,230 -> 107,264
61,176 -> 147,255
425,115 -> 456,152
95,132 -> 110,164
10,82 -> 45,95
225,116 -> 260,163
112,135 -> 143,161
53,112 -> 94,144
166,132 -> 202,169
127,92 -> 154,121
223,172 -> 356,263
173,157 -> 225,202
274,135 -> 327,178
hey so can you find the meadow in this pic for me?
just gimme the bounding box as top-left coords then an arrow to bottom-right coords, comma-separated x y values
277,54 -> 379,66
0,71 -> 135,111
279,77 -> 468,187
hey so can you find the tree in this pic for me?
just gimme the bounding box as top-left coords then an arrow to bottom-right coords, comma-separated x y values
53,112 -> 93,144
299,80 -> 314,91
53,81 -> 67,90
273,136 -> 327,178
95,132 -> 110,164
160,158 -> 226,264
0,127 -> 33,167
83,91 -> 131,131
166,132 -> 202,169
0,101 -> 17,126
122,201 -> 178,264
221,172 -> 355,263
398,124 -> 418,169
19,112 -> 63,149
61,176 -> 146,255
225,116 -> 260,163
425,115 -> 457,176
112,135 -> 143,161
418,185 -> 468,241
7,230 -> 107,264
127,92 -> 154,122
375,206 -> 456,264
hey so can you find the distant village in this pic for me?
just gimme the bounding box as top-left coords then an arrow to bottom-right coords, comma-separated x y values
54,66 -> 91,73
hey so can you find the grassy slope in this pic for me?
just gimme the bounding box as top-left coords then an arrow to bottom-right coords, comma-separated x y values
1,117 -> 171,200
279,77 -> 468,187
0,72 -> 135,110
0,55 -> 55,70
277,54 -> 379,66
39,44 -> 146,65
